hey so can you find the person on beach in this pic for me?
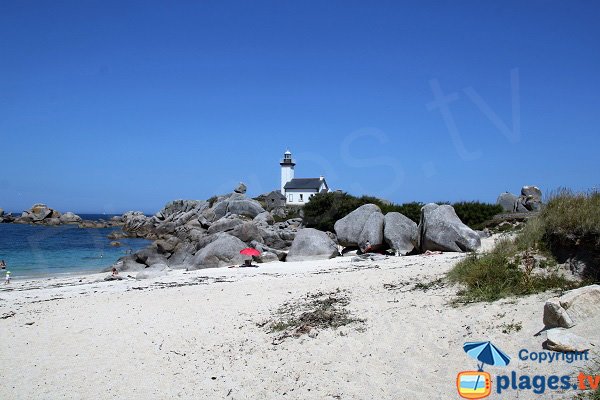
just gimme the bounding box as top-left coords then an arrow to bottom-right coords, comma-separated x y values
4,270 -> 10,284
111,267 -> 119,276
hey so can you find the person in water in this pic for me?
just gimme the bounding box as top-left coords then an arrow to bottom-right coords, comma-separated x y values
0,260 -> 6,269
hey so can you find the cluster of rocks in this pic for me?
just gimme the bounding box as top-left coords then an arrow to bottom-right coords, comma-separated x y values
334,203 -> 480,255
497,185 -> 543,213
0,204 -> 125,228
542,285 -> 599,352
3,185 -> 486,281
109,184 -> 483,279
13,204 -> 83,225
109,188 -> 305,278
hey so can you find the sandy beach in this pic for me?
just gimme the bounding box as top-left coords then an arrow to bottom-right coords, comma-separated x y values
1,235 -> 597,399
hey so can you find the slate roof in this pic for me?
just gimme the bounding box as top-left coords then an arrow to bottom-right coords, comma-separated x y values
284,178 -> 326,190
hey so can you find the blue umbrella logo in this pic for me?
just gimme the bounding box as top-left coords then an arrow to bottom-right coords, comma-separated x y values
463,341 -> 511,395
464,341 -> 511,371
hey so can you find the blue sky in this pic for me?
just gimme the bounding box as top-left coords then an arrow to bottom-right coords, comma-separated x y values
1,1 -> 599,213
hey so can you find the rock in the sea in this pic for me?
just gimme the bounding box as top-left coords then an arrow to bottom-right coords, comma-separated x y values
59,212 -> 82,224
0,208 -> 3,217
383,212 -> 418,255
334,204 -> 384,251
418,204 -> 481,252
110,241 -> 121,247
286,228 -> 339,262
189,233 -> 247,270
30,203 -> 53,221
543,285 -> 600,328
234,182 -> 247,194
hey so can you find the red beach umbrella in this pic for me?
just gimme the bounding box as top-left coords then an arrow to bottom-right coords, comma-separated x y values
240,248 -> 261,257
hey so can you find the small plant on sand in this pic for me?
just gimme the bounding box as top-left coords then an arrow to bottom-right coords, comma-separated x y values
263,289 -> 365,343
448,237 -> 577,303
499,321 -> 522,334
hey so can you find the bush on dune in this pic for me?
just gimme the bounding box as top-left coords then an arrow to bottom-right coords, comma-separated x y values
449,189 -> 599,303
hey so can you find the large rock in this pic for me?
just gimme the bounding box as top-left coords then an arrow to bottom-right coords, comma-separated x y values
543,285 -> 600,328
109,255 -> 147,273
254,211 -> 275,226
0,208 -> 4,217
122,211 -> 156,238
189,233 -> 247,270
136,264 -> 169,280
418,204 -> 481,252
521,185 -> 542,201
229,222 -> 263,244
29,204 -> 52,221
497,192 -> 518,212
59,212 -> 82,224
234,182 -> 247,194
167,242 -> 198,269
544,328 -> 592,353
286,228 -> 339,262
334,204 -> 384,251
207,216 -> 244,235
384,212 -> 418,255
227,198 -> 265,218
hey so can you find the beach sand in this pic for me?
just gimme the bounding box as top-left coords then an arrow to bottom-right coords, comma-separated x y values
0,235 -> 598,399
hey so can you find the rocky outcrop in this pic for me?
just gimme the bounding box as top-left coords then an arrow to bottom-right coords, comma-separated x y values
383,212 -> 418,255
189,233 -> 247,270
286,228 -> 339,262
59,212 -> 82,224
497,192 -> 519,212
334,204 -> 384,252
418,204 -> 481,252
497,185 -> 543,213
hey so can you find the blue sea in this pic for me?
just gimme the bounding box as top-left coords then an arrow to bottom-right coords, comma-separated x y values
0,214 -> 151,279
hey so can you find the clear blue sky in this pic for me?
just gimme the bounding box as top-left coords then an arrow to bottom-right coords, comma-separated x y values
1,1 -> 599,214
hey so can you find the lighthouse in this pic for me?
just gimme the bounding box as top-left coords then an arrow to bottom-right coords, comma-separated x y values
280,150 -> 295,195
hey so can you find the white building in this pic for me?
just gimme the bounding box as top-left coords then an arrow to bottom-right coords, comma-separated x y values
280,150 -> 329,205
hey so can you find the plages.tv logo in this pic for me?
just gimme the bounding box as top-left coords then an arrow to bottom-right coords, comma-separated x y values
457,341 -> 511,399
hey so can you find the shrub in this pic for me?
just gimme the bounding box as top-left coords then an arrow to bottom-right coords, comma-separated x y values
303,192 -> 366,232
448,237 -> 576,303
303,193 -> 502,231
452,201 -> 504,230
448,188 -> 600,303
541,188 -> 600,237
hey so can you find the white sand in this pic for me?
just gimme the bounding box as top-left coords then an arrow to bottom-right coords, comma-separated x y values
1,235 -> 598,399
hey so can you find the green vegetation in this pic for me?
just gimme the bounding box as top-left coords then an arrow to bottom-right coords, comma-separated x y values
451,201 -> 503,230
449,189 -> 600,303
303,192 -> 501,232
543,188 -> 600,236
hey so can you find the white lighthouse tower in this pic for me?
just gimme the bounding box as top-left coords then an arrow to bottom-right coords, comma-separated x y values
280,150 -> 295,195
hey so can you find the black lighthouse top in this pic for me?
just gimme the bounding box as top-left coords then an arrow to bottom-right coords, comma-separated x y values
280,150 -> 296,166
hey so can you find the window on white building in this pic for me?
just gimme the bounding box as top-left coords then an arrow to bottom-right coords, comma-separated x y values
299,194 -> 304,202
288,194 -> 293,202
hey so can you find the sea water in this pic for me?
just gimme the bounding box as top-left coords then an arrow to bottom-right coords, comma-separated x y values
0,215 -> 151,279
